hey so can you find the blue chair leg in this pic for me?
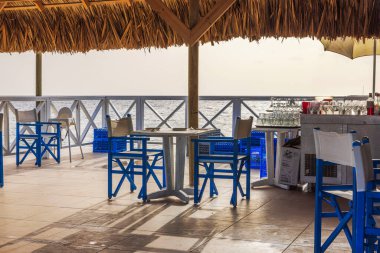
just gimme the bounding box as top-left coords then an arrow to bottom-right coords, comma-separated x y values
366,195 -> 377,252
16,128 -> 20,167
162,155 -> 166,188
246,159 -> 251,200
130,159 -> 135,192
0,134 -> 3,188
36,126 -> 42,167
57,130 -> 61,163
314,159 -> 323,253
194,159 -> 199,205
231,161 -> 238,207
354,192 -> 365,253
107,154 -> 113,199
210,163 -> 215,198
141,158 -> 148,202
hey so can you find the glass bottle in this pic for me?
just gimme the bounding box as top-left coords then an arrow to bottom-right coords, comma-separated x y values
375,93 -> 380,115
367,93 -> 375,116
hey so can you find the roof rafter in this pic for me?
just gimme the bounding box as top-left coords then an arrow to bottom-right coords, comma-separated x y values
0,2 -> 6,11
34,0 -> 44,11
81,0 -> 90,7
189,0 -> 236,45
0,0 -> 135,11
145,0 -> 190,42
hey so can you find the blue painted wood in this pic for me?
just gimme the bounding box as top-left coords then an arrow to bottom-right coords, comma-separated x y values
0,132 -> 3,188
106,116 -> 165,202
16,122 -> 61,167
192,135 -> 251,207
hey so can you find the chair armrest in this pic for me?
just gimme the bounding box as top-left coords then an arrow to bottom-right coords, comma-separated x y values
17,123 -> 38,127
199,136 -> 233,140
38,121 -> 61,126
111,136 -> 150,141
192,138 -> 235,143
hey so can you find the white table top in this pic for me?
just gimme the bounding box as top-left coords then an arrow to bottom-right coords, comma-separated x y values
132,128 -> 217,137
252,126 -> 300,133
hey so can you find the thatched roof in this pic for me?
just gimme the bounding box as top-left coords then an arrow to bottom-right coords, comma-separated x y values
0,0 -> 379,53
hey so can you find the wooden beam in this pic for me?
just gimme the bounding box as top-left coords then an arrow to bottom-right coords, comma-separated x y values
36,52 -> 42,97
188,0 -> 199,186
0,0 -> 133,11
189,0 -> 236,45
81,0 -> 90,8
34,0 -> 44,11
2,24 -> 6,49
145,0 -> 190,43
0,2 -> 6,11
0,0 -> 138,11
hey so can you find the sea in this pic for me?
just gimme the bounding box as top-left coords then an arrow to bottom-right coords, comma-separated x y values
5,99 -> 270,147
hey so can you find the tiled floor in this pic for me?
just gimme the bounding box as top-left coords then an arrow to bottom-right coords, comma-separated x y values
0,148 -> 351,252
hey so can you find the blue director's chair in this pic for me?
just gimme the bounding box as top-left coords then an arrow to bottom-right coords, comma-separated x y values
0,113 -> 3,188
193,116 -> 253,207
16,109 -> 61,167
354,137 -> 380,252
313,129 -> 357,253
106,115 -> 165,201
312,129 -> 380,253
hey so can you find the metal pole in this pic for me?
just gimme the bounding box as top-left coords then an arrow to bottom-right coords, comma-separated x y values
373,40 -> 377,96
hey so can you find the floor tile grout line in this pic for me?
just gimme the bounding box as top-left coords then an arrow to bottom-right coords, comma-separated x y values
281,220 -> 313,252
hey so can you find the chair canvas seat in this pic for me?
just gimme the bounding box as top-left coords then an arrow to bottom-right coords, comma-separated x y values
325,189 -> 380,202
324,190 -> 353,200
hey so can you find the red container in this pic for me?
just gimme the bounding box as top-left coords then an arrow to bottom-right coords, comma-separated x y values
302,101 -> 310,114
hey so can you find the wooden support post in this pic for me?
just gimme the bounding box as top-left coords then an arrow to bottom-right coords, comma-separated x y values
36,52 -> 42,112
36,52 -> 42,97
188,0 -> 199,186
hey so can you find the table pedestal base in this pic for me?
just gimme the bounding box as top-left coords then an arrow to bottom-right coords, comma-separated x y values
148,189 -> 190,203
251,179 -> 290,190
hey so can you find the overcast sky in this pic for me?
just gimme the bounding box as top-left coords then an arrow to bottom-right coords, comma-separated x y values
0,37 -> 376,97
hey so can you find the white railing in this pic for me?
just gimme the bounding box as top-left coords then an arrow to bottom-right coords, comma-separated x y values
0,95 -> 350,155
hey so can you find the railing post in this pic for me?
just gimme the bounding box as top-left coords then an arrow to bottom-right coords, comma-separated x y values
75,100 -> 81,144
102,97 -> 109,128
3,102 -> 10,155
41,98 -> 50,159
185,97 -> 189,128
232,98 -> 242,135
136,97 -> 144,130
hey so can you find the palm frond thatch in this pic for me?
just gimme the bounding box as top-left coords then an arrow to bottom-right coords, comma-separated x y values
0,0 -> 379,53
